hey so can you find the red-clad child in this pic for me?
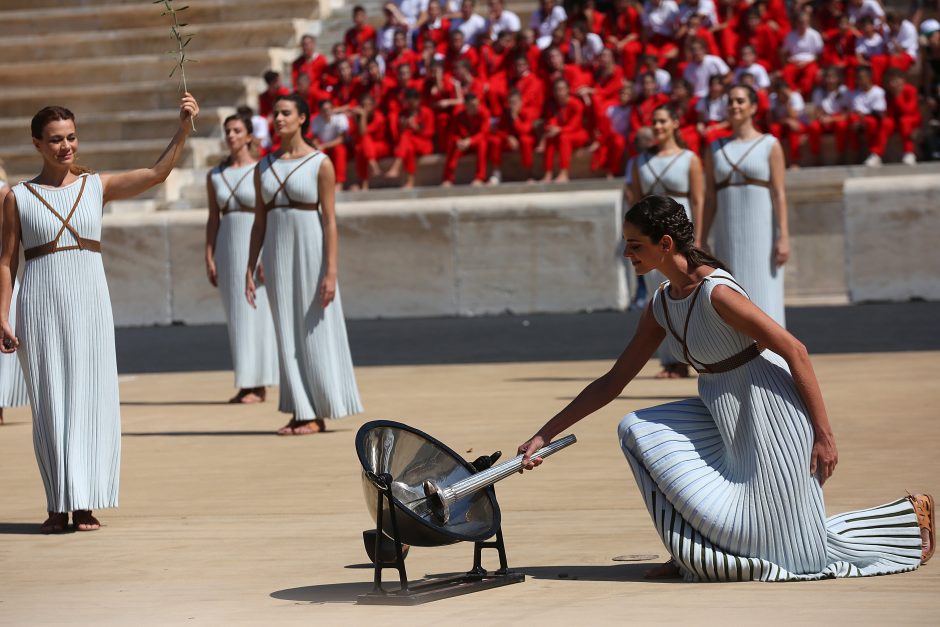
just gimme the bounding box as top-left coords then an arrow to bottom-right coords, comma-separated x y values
570,0 -> 607,36
695,75 -> 732,145
385,88 -> 436,188
541,47 -> 587,106
488,89 -> 537,183
353,59 -> 386,105
540,79 -> 591,182
291,34 -> 328,88
641,0 -> 681,66
873,69 -> 921,165
598,82 -> 637,177
310,100 -> 351,186
388,30 -> 421,76
511,55 -> 545,120
294,73 -> 331,118
480,30 -> 517,117
321,44 -> 349,90
848,67 -> 887,165
883,12 -> 918,74
344,5 -> 377,57
768,79 -> 809,166
415,0 -> 451,51
513,29 -> 542,75
634,72 -> 670,128
351,94 -> 390,189
780,8 -> 823,96
453,60 -> 486,104
669,78 -> 701,154
423,60 -> 463,150
821,13 -> 858,87
854,16 -> 889,85
807,67 -> 852,162
443,30 -> 482,78
442,93 -> 490,185
259,70 -> 290,119
380,64 -> 424,119
328,60 -> 359,113
606,0 -> 643,78
416,35 -> 444,78
737,71 -> 771,132
730,6 -> 780,71
816,0 -> 845,33
592,48 -> 627,113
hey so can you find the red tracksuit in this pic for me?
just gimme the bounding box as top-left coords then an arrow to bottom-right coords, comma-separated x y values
344,25 -> 377,56
291,53 -> 328,89
488,108 -> 536,170
544,96 -> 590,171
874,83 -> 920,156
443,105 -> 490,182
392,106 -> 436,174
353,110 -> 391,181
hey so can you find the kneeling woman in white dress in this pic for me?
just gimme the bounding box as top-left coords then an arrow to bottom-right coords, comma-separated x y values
518,195 -> 934,580
246,93 -> 363,436
205,113 -> 278,404
0,94 -> 200,533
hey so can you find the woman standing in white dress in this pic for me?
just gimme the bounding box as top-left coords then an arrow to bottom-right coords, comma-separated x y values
699,84 -> 790,327
629,104 -> 704,379
518,195 -> 934,581
0,94 -> 200,533
246,93 -> 362,436
0,173 -> 28,423
206,113 -> 278,404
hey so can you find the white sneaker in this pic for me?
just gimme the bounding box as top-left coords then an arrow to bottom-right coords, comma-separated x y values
488,170 -> 501,185
864,153 -> 882,167
902,152 -> 917,165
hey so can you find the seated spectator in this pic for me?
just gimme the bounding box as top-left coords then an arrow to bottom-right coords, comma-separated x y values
487,0 -> 522,40
815,0 -> 845,32
848,67 -> 887,166
481,30 -> 517,116
669,77 -> 701,153
768,78 -> 809,167
635,54 -> 672,94
683,37 -> 730,97
606,0 -> 643,78
388,30 -> 421,75
677,12 -> 721,61
378,9 -> 404,54
488,89 -> 538,183
695,74 -> 731,145
328,60 -> 359,113
386,88 -> 436,188
821,12 -> 858,88
846,0 -> 884,28
381,63 -> 424,118
734,45 -> 771,90
345,5 -> 377,57
570,0 -> 607,35
294,73 -> 330,116
593,48 -> 627,112
354,39 -> 387,77
883,11 -> 918,74
386,0 -> 430,30
596,82 -> 636,176
780,8 -> 823,96
311,99 -> 351,187
531,0 -> 568,49
678,0 -> 718,29
416,35 -> 444,77
416,0 -> 451,51
854,16 -> 888,85
807,66 -> 852,162
873,69 -> 921,165
540,79 -> 590,182
423,60 -> 463,149
568,19 -> 605,70
443,29 -> 482,76
511,55 -> 545,119
450,0 -> 488,46
259,70 -> 291,119
634,72 -> 670,129
321,44 -> 349,89
642,0 -> 681,65
736,71 -> 771,131
292,34 -> 328,88
443,93 -> 490,185
355,59 -> 387,103
542,47 -> 587,98
515,28 -> 543,72
351,94 -> 391,190
729,7 -> 781,71
237,105 -> 272,154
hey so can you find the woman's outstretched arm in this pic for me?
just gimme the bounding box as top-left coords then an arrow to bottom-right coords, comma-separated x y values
710,284 -> 837,483
518,303 -> 665,466
101,93 -> 199,203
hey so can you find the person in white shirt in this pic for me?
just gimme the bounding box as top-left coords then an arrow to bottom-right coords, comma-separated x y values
848,67 -> 887,166
568,19 -> 605,67
378,9 -> 403,54
884,11 -> 918,70
531,0 -> 567,49
386,0 -> 430,29
486,0 -> 521,40
854,15 -> 889,84
450,0 -> 488,45
678,0 -> 718,28
781,9 -> 823,96
768,79 -> 809,167
237,105 -> 272,151
733,45 -> 771,90
807,66 -> 851,162
636,54 -> 672,93
846,0 -> 885,28
311,100 -> 351,186
643,0 -> 681,62
695,74 -> 731,145
682,37 -> 730,97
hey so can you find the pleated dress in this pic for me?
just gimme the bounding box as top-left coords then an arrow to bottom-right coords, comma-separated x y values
258,152 -> 363,421
210,163 -> 279,390
0,282 -> 29,408
710,135 -> 786,326
11,174 -> 121,512
634,149 -> 695,368
618,269 -> 922,581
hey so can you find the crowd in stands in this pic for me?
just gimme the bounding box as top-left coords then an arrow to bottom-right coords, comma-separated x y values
247,0 -> 940,189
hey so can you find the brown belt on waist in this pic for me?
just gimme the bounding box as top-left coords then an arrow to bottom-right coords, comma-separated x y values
268,202 -> 320,211
696,342 -> 764,374
715,177 -> 770,191
221,207 -> 256,215
22,176 -> 103,261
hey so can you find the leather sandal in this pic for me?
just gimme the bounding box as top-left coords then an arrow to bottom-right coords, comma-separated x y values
907,492 -> 935,564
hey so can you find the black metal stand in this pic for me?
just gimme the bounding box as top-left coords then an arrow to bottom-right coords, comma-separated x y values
357,473 -> 524,606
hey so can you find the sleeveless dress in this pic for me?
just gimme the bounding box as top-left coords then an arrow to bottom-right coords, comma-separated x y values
210,163 -> 279,390
618,269 -> 922,581
11,174 -> 121,512
258,153 -> 363,421
635,149 -> 695,368
710,135 -> 786,326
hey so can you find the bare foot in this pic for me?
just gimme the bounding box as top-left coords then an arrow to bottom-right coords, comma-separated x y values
369,160 -> 382,177
40,512 -> 69,534
402,175 -> 415,189
526,178 -> 536,185
291,418 -> 327,435
385,166 -> 401,179
555,171 -> 570,183
540,173 -> 553,183
470,179 -> 484,187
643,560 -> 682,579
72,510 -> 100,532
441,180 -> 454,187
347,183 -> 361,192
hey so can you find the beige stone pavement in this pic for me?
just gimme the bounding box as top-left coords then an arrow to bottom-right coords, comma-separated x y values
1,352 -> 938,626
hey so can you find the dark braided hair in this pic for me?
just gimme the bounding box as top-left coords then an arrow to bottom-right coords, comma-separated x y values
30,105 -> 95,175
273,93 -> 314,146
625,195 -> 729,271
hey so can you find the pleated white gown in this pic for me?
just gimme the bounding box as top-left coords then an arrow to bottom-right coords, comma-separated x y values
210,164 -> 279,389
11,174 -> 121,512
258,153 -> 363,420
635,149 -> 695,367
618,270 -> 922,581
0,282 -> 29,408
710,135 -> 786,326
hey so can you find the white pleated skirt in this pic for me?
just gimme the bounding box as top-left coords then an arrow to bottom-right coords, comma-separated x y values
17,250 -> 121,512
215,212 -> 279,389
262,209 -> 363,420
0,282 -> 29,408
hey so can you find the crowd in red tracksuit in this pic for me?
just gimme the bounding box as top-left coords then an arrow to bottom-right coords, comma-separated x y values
255,0 -> 930,188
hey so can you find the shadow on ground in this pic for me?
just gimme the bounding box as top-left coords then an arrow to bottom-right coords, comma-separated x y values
0,523 -> 42,535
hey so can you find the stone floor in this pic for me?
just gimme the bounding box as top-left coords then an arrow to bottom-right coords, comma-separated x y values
1,352 -> 937,625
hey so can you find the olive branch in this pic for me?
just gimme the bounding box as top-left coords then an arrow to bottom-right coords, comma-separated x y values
155,0 -> 196,130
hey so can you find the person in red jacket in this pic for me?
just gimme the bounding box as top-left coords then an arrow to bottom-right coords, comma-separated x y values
592,48 -> 627,113
730,7 -> 780,71
415,0 -> 451,52
607,0 -> 643,77
873,69 -> 921,164
634,72 -> 670,128
541,47 -> 587,104
353,59 -> 386,104
344,5 -> 377,58
291,34 -> 328,88
481,30 -> 517,116
386,88 -> 436,188
388,30 -> 421,76
488,89 -> 537,183
423,60 -> 463,150
540,79 -> 591,182
259,70 -> 291,119
511,55 -> 545,120
443,30 -> 482,78
381,63 -> 424,119
442,93 -> 490,185
320,44 -> 349,90
351,94 -> 390,189
821,13 -> 858,88
328,60 -> 359,114
669,77 -> 701,154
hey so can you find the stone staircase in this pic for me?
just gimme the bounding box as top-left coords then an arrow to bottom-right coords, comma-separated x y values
0,0 -> 324,211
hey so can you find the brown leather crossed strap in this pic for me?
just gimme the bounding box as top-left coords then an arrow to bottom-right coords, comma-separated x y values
636,150 -> 689,198
658,277 -> 764,375
263,152 -> 321,211
22,176 -> 101,261
218,167 -> 255,215
715,135 -> 770,191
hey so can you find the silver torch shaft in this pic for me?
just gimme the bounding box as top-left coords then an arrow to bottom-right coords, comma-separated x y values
423,434 -> 577,524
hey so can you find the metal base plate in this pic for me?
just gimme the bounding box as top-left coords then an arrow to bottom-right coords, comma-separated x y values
356,571 -> 525,605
